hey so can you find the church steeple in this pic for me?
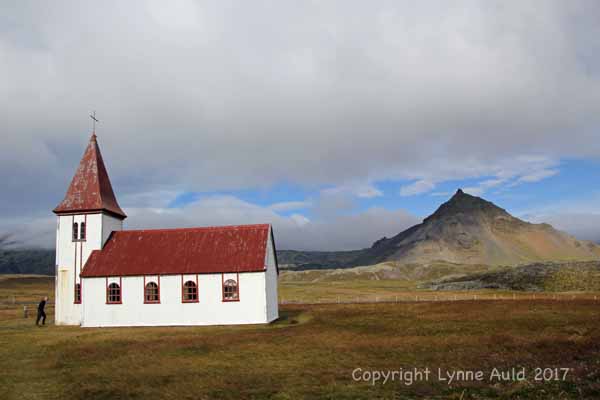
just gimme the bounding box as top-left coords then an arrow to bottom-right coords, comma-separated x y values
53,134 -> 126,219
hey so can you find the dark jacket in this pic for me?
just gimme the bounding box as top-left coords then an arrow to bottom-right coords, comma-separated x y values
38,300 -> 46,312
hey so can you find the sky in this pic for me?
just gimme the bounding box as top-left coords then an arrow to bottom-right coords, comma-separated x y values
1,1 -> 600,250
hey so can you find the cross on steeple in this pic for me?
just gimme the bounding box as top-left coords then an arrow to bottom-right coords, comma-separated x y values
89,111 -> 99,134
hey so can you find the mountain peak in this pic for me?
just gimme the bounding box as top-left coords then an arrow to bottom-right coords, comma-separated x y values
426,189 -> 508,221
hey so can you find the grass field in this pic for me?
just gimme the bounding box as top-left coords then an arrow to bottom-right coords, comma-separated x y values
1,275 -> 600,399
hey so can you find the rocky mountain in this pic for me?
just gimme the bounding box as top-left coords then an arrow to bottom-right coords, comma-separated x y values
352,189 -> 600,267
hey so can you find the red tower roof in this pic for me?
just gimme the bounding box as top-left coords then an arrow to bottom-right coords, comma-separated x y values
80,224 -> 274,277
53,134 -> 126,219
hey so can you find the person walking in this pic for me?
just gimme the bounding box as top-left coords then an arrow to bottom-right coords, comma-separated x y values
36,296 -> 48,326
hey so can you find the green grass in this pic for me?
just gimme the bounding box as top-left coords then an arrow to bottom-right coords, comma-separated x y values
1,276 -> 600,399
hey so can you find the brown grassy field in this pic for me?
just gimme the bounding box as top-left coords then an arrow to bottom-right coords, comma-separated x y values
1,275 -> 600,399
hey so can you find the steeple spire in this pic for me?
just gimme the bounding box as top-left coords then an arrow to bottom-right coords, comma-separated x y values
53,134 -> 126,219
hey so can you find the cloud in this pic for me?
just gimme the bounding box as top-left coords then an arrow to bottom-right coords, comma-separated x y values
518,192 -> 600,243
321,183 -> 383,199
129,196 -> 419,250
462,187 -> 484,197
1,195 -> 419,251
399,180 -> 436,196
268,201 -> 313,212
289,213 -> 310,226
449,157 -> 561,197
528,213 -> 600,243
516,168 -> 559,183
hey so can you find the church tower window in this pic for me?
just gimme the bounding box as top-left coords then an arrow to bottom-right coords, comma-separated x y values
80,222 -> 86,240
74,283 -> 81,304
72,222 -> 79,241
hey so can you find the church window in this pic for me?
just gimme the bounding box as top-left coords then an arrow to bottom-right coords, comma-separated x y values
107,282 -> 121,304
223,279 -> 239,301
182,280 -> 198,302
144,281 -> 160,303
80,222 -> 86,240
74,283 -> 81,303
72,223 -> 79,241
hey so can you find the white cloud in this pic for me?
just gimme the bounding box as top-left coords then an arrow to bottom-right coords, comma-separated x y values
268,200 -> 312,212
2,1 -> 600,219
517,192 -> 600,243
399,180 -> 436,196
462,187 -> 484,196
118,195 -> 420,250
355,185 -> 384,199
321,183 -> 383,199
290,213 -> 310,226
446,158 -> 561,197
1,195 -> 419,251
527,213 -> 600,243
516,168 -> 559,183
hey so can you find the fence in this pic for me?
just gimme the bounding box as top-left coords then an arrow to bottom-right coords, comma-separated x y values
279,292 -> 600,305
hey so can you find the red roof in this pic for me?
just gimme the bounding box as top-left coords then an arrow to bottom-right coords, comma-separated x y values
81,224 -> 274,277
54,134 -> 126,219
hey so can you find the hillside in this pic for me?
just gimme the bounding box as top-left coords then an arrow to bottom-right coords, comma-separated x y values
0,249 -> 54,275
277,249 -> 364,270
424,261 -> 600,292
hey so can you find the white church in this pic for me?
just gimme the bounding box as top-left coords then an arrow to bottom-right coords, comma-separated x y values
53,134 -> 279,327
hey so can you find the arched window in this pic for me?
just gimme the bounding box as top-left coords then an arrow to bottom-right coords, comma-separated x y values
182,280 -> 198,302
74,283 -> 81,304
80,222 -> 86,240
107,282 -> 121,304
72,222 -> 79,241
223,279 -> 239,301
144,282 -> 159,303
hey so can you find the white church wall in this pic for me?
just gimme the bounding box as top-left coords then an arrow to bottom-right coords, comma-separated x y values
55,213 -> 102,325
264,231 -> 279,322
81,272 -> 269,327
55,212 -> 122,325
